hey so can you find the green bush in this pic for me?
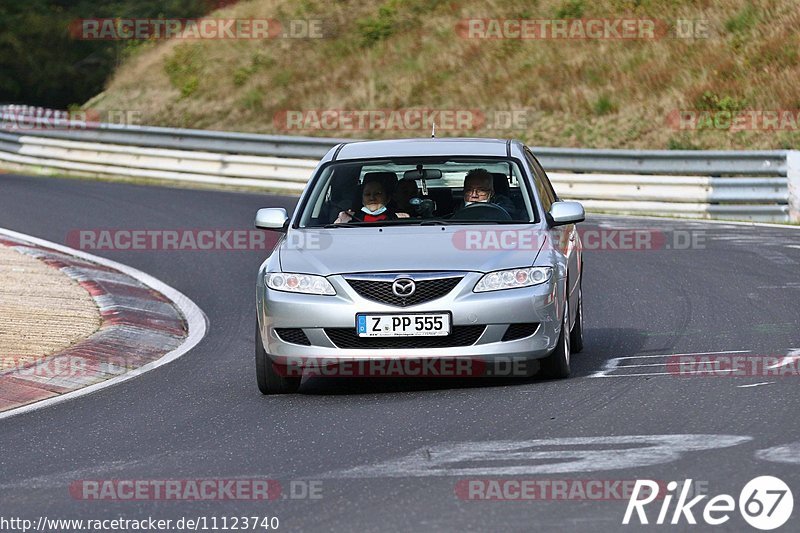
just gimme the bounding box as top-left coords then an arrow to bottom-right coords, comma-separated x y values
233,67 -> 253,87
694,91 -> 747,112
555,0 -> 585,19
725,3 -> 759,34
241,88 -> 264,111
357,4 -> 398,48
593,94 -> 617,115
667,135 -> 700,150
164,44 -> 203,97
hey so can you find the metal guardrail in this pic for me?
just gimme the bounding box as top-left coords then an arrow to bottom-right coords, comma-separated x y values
1,105 -> 798,222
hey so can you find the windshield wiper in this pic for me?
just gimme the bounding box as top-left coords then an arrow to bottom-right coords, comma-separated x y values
417,220 -> 453,226
418,220 -> 506,225
320,221 -> 401,228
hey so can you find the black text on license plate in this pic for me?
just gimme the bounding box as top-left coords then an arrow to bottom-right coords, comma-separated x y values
356,313 -> 451,337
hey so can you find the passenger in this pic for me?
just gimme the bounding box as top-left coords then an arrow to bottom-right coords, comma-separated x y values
335,174 -> 405,223
390,177 -> 420,216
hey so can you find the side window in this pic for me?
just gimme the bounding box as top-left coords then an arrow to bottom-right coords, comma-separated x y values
524,149 -> 556,212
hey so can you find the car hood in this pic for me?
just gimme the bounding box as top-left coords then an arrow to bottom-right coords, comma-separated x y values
279,225 -> 547,275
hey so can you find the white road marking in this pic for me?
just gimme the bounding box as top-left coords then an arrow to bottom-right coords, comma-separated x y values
595,213 -> 800,231
613,364 -> 737,371
755,442 -> 800,465
766,348 -> 800,369
0,227 -> 208,421
587,350 -> 750,378
590,370 -> 735,378
737,382 -> 774,388
590,349 -> 799,379
612,350 -> 749,361
325,435 -> 752,477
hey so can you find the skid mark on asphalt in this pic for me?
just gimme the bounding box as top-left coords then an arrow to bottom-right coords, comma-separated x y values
759,248 -> 798,266
587,350 -> 751,378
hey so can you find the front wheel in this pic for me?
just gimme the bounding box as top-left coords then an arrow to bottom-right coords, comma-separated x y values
256,321 -> 301,394
539,300 -> 571,379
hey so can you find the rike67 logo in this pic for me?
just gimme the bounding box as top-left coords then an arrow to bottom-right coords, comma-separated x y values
623,476 -> 793,530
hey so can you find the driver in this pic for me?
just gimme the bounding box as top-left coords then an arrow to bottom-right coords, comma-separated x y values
456,168 -> 516,216
462,169 -> 494,205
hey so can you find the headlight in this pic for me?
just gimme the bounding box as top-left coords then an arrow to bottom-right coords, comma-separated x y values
473,267 -> 552,293
265,273 -> 336,295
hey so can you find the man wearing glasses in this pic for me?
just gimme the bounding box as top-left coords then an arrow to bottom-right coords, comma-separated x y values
463,168 -> 495,205
458,168 -> 517,217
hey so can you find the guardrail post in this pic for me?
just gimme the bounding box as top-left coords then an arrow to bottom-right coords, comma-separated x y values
789,151 -> 800,223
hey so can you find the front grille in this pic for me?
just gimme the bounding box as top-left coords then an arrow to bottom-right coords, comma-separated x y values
275,328 -> 311,346
346,277 -> 462,307
502,323 -> 540,341
324,326 -> 485,349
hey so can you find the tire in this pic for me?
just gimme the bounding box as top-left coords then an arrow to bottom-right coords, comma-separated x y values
570,278 -> 584,353
256,320 -> 301,394
539,299 -> 571,379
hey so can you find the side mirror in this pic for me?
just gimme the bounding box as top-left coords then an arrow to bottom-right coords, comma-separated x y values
549,201 -> 585,226
255,208 -> 289,231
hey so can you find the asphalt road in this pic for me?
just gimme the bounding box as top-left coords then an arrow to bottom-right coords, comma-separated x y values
1,173 -> 799,532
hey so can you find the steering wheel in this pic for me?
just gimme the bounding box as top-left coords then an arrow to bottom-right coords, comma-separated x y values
450,202 -> 512,221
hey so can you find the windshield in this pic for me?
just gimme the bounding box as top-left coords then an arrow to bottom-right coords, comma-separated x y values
298,158 -> 537,227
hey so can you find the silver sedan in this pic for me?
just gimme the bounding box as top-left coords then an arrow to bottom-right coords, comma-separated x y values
255,138 -> 584,393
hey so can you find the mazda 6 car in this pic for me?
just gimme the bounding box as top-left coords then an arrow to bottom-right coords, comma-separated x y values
255,138 -> 585,393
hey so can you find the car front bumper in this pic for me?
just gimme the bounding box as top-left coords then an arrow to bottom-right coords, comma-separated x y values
256,271 -> 565,363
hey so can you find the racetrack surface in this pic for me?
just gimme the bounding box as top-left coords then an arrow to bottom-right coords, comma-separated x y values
0,173 -> 798,532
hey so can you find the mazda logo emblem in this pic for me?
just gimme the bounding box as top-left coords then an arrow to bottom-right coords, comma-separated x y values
392,278 -> 416,297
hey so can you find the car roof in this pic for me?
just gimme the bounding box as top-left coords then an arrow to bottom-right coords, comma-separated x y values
330,138 -> 520,161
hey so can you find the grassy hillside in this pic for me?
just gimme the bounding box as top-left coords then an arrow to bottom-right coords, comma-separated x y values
87,0 -> 800,149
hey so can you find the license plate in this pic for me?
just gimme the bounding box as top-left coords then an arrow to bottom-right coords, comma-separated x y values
356,313 -> 451,337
